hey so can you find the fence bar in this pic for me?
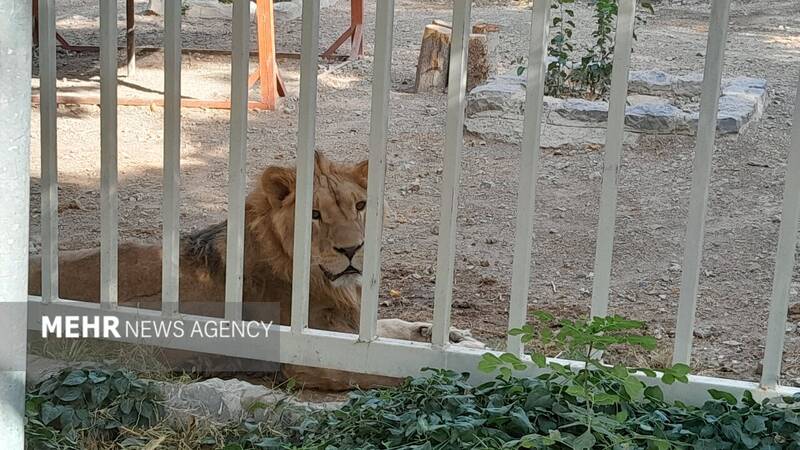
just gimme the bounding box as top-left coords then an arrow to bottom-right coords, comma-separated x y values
162,0 -> 182,316
0,2 -> 32,445
359,0 -> 395,342
290,0 -> 321,333
100,0 -> 119,309
431,0 -> 472,347
589,0 -> 637,318
506,0 -> 551,356
673,0 -> 731,365
224,0 -> 250,321
760,72 -> 800,389
39,0 -> 58,303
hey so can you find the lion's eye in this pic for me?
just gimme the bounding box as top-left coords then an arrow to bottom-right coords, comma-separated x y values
312,210 -> 321,220
355,201 -> 366,211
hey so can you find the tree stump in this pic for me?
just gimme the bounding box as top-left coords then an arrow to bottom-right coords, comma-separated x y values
466,33 -> 489,92
414,24 -> 452,93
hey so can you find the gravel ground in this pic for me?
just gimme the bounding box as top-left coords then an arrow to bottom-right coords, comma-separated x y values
29,0 -> 800,384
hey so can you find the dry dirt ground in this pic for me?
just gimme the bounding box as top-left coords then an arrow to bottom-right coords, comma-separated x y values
28,0 -> 800,384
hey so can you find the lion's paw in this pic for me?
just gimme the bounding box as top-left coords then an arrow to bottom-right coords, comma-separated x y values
417,323 -> 486,349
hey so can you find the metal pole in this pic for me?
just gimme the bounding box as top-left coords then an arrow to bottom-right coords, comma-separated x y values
0,0 -> 32,446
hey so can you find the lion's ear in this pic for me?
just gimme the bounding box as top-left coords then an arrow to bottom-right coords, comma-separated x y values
351,159 -> 369,188
261,166 -> 296,209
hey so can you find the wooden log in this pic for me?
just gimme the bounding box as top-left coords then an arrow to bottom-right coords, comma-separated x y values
467,33 -> 489,92
414,24 -> 452,93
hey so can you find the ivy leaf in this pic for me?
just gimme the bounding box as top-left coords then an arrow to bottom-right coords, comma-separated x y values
54,386 -> 82,402
40,402 -> 62,425
744,415 -> 767,434
623,377 -> 644,400
572,430 -> 596,450
644,385 -> 664,402
531,353 -> 547,369
61,370 -> 88,387
708,389 -> 738,406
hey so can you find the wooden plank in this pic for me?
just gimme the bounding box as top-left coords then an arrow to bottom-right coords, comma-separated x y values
224,0 -> 250,322
760,71 -> 800,389
589,0 -> 637,318
431,0 -> 471,348
31,94 -> 274,110
255,0 -> 277,108
100,0 -> 119,309
162,0 -> 181,316
506,0 -> 550,356
126,0 -> 135,77
290,0 -> 321,333
673,0 -> 732,365
359,0 -> 395,342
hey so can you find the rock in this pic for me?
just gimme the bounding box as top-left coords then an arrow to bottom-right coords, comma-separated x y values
722,340 -> 743,346
628,70 -> 674,94
693,326 -> 716,339
58,198 -> 83,212
672,73 -> 704,97
273,1 -> 302,22
555,99 -> 609,122
146,0 -> 164,15
625,103 -> 683,133
186,0 -> 235,20
789,302 -> 800,317
466,73 -> 527,117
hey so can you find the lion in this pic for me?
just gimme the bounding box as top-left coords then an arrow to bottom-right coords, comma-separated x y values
28,152 -> 484,390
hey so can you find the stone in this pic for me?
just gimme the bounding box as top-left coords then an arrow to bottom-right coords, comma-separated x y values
466,73 -> 527,116
273,1 -> 303,22
625,102 -> 683,134
673,73 -> 704,97
629,70 -> 674,94
555,99 -> 609,122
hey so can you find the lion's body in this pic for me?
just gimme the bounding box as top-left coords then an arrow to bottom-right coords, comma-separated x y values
28,154 -> 483,390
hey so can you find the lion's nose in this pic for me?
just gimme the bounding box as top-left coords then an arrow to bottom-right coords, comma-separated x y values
335,242 -> 363,260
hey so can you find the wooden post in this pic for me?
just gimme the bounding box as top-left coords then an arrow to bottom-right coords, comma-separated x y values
256,0 -> 277,108
350,0 -> 364,58
126,0 -> 135,77
414,24 -> 452,93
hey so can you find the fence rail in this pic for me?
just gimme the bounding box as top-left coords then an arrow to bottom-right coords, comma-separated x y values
21,0 -> 800,415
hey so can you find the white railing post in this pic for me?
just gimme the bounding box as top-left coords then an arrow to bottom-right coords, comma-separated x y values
100,0 -> 119,309
506,0 -> 551,356
432,0 -> 472,347
673,0 -> 731,365
359,0 -> 395,342
0,1 -> 32,445
760,71 -> 800,389
39,0 -> 58,303
162,0 -> 182,316
589,0 -> 637,318
291,0 -> 321,333
225,0 -> 250,321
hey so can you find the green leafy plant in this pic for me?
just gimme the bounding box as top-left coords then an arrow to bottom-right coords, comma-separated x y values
26,368 -> 163,449
532,0 -> 655,100
478,312 -> 800,449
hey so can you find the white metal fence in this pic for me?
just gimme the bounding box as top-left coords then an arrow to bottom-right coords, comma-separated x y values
11,0 -> 800,431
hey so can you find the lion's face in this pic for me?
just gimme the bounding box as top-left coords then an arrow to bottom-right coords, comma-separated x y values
259,153 -> 369,288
